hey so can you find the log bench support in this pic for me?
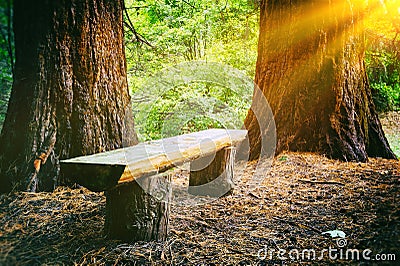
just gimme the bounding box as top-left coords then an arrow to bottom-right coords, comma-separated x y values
105,173 -> 171,242
188,146 -> 236,197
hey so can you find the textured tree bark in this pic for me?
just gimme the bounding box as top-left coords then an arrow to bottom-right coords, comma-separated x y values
188,147 -> 235,197
0,0 -> 137,193
245,0 -> 396,162
105,173 -> 171,242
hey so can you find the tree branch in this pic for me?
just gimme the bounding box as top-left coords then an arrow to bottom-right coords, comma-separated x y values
122,2 -> 154,48
181,0 -> 197,10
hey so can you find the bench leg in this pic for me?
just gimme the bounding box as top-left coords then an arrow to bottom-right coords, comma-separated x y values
188,147 -> 236,197
105,173 -> 171,242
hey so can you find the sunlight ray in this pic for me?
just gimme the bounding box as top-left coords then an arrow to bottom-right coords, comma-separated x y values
259,0 -> 384,55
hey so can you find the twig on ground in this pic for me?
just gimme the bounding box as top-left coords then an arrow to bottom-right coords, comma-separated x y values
298,179 -> 345,186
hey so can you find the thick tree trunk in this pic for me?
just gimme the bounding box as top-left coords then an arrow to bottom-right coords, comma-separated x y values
0,0 -> 137,193
245,0 -> 396,161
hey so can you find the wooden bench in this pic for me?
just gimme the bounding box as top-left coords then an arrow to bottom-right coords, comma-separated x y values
61,129 -> 247,242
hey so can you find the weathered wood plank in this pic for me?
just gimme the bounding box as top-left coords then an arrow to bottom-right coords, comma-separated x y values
61,129 -> 247,190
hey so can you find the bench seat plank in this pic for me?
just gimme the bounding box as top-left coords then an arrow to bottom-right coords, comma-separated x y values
61,129 -> 247,191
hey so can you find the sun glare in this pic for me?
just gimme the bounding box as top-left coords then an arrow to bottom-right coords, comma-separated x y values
255,0 -> 399,96
363,0 -> 400,39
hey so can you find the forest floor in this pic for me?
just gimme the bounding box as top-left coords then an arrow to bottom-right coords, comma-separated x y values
0,112 -> 399,266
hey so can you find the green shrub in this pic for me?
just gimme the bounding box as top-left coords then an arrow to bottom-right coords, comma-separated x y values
370,82 -> 400,112
365,48 -> 400,112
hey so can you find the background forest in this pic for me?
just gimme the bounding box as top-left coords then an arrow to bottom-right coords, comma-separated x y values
0,0 -> 399,154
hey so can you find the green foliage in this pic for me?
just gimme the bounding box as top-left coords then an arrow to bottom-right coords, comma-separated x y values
0,74 -> 12,132
0,0 -> 13,132
141,94 -> 226,141
124,0 -> 259,140
135,78 -> 251,141
364,1 -> 400,113
365,41 -> 400,112
124,0 -> 258,86
278,155 -> 288,162
369,82 -> 400,112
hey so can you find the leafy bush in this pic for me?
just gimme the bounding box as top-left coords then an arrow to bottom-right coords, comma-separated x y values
370,82 -> 400,112
366,46 -> 400,112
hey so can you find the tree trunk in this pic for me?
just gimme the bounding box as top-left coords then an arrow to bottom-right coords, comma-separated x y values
0,0 -> 137,193
245,0 -> 396,162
